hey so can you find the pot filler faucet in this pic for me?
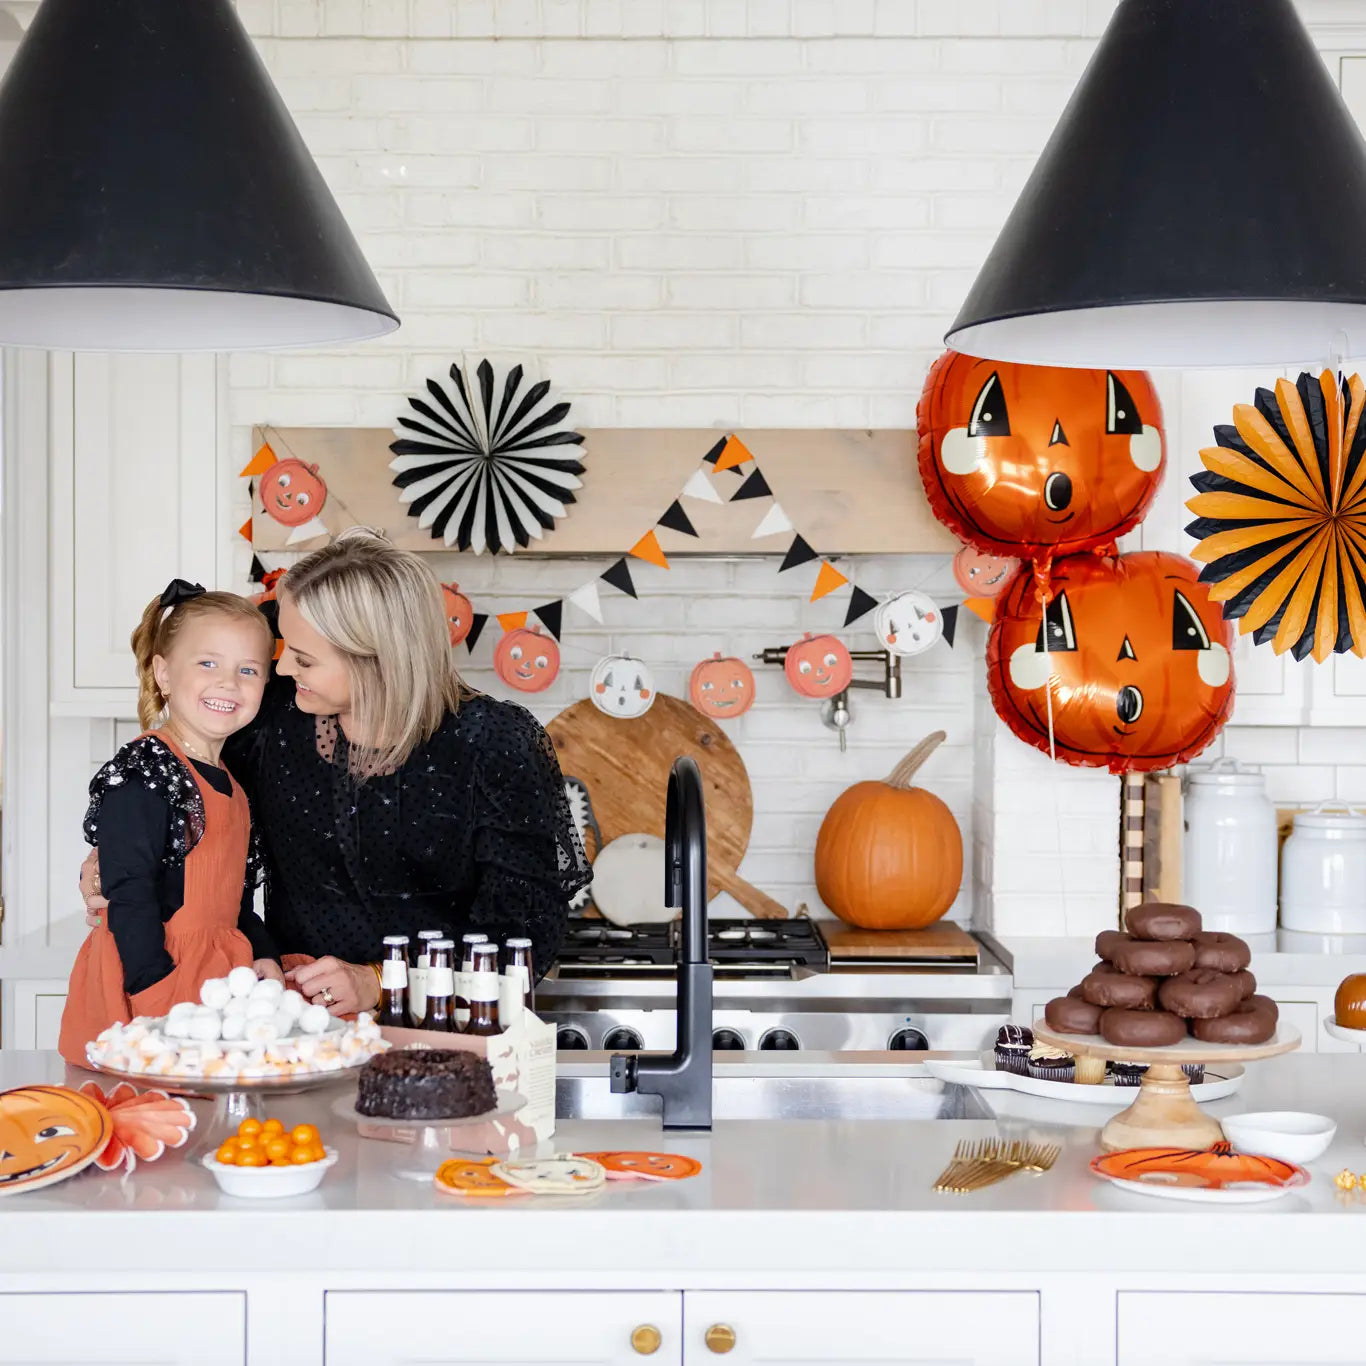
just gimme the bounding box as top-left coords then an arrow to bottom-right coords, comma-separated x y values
609,754 -> 714,1130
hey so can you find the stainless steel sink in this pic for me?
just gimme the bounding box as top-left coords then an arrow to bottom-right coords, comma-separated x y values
556,1052 -> 993,1122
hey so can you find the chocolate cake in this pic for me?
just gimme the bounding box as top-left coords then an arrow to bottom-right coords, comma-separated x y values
356,1048 -> 498,1120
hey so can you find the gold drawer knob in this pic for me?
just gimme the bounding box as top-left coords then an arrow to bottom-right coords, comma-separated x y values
631,1325 -> 662,1356
705,1323 -> 737,1354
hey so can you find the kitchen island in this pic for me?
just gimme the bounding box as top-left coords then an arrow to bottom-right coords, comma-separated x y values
3,1049 -> 1366,1366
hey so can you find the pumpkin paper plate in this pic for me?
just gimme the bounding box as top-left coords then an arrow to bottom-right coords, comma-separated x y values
0,1085 -> 113,1196
576,1151 -> 703,1181
1091,1142 -> 1308,1204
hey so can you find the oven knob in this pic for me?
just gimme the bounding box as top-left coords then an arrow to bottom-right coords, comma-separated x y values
758,1028 -> 800,1051
556,1026 -> 589,1051
712,1028 -> 746,1051
888,1027 -> 929,1051
602,1027 -> 644,1051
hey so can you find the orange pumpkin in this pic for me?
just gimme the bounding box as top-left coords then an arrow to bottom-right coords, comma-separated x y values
258,458 -> 327,530
493,624 -> 560,693
689,652 -> 755,719
986,551 -> 1234,773
0,1085 -> 112,1196
918,349 -> 1165,559
784,632 -> 853,699
814,732 -> 963,930
441,583 -> 473,647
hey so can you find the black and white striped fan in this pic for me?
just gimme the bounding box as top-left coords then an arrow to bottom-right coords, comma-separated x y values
389,359 -> 585,554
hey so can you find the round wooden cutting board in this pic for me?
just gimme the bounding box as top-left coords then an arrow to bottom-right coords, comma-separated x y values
546,694 -> 787,919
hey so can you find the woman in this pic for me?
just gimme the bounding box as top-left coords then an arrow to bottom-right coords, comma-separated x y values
84,528 -> 589,1017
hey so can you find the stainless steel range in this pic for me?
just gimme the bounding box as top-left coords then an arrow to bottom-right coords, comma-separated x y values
540,917 -> 1011,1054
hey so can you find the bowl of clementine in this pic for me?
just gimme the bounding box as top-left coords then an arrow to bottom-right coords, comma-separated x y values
202,1118 -> 336,1198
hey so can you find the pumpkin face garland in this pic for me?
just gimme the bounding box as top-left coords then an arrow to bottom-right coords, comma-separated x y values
493,625 -> 560,693
952,544 -> 1019,599
0,1085 -> 112,1196
918,350 -> 1166,559
590,654 -> 656,718
441,583 -> 474,647
258,457 -> 329,542
688,652 -> 756,720
986,552 -> 1234,773
874,590 -> 943,658
784,632 -> 853,698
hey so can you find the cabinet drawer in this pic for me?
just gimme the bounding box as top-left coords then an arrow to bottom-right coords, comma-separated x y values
325,1291 -> 681,1366
1119,1291 -> 1366,1364
0,1292 -> 244,1365
684,1291 -> 1038,1366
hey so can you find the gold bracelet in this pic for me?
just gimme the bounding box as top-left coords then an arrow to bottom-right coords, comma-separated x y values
368,961 -> 383,1007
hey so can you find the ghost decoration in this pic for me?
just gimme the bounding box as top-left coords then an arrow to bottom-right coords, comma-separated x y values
441,583 -> 474,647
873,590 -> 944,658
258,457 -> 330,545
688,652 -> 756,720
493,625 -> 560,693
986,551 -> 1234,773
590,654 -> 656,719
784,632 -> 854,699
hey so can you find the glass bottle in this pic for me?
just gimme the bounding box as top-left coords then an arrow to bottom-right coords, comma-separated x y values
456,932 -> 489,1030
409,928 -> 443,1027
504,937 -> 535,1016
425,939 -> 455,1033
464,942 -> 502,1037
378,934 -> 410,1028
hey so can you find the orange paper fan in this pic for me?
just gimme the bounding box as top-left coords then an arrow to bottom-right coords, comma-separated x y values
78,1082 -> 195,1173
1185,370 -> 1366,662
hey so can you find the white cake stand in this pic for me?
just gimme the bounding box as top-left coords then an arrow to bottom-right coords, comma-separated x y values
1033,1023 -> 1300,1152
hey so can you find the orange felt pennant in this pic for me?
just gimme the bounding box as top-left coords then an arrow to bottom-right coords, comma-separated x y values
240,444 -> 277,477
497,611 -> 528,632
238,517 -> 254,543
963,596 -> 996,623
713,435 -> 753,473
629,529 -> 670,570
810,561 -> 849,602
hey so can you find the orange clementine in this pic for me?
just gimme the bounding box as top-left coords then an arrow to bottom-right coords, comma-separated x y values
237,1118 -> 263,1139
290,1145 -> 316,1165
270,1158 -> 292,1167
215,1143 -> 238,1165
290,1124 -> 319,1147
261,1118 -> 285,1137
265,1137 -> 291,1163
237,1148 -> 267,1168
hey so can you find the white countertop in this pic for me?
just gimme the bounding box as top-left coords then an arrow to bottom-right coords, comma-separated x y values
5,1049 -> 1366,1281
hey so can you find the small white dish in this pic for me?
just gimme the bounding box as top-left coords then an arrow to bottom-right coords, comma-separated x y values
201,1147 -> 338,1199
1221,1111 -> 1337,1164
1324,1015 -> 1366,1049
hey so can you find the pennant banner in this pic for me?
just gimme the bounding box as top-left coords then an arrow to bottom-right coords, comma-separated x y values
780,535 -> 819,573
682,468 -> 723,504
811,561 -> 849,603
465,614 -> 489,653
731,469 -> 772,502
568,581 -> 604,623
601,558 -> 638,599
657,499 -> 698,537
534,600 -> 564,641
629,529 -> 670,570
941,604 -> 959,649
497,611 -> 528,632
844,585 -> 879,627
751,502 -> 793,539
713,435 -> 753,473
240,444 -> 276,478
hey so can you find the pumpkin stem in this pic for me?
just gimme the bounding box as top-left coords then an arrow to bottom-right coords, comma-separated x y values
885,731 -> 947,788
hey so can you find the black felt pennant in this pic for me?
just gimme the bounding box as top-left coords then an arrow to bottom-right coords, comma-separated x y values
657,499 -> 699,537
248,554 -> 267,584
702,436 -> 729,466
843,586 -> 879,627
601,558 -> 638,599
941,604 -> 959,649
730,468 -> 772,501
779,534 -> 820,573
534,600 -> 564,641
465,613 -> 489,653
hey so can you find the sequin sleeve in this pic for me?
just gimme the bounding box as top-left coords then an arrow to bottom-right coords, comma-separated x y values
84,735 -> 204,867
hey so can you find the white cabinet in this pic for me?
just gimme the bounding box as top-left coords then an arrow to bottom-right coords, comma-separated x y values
1118,1291 -> 1366,1365
324,1291 -> 682,1366
4,979 -> 69,1049
0,1291 -> 245,1365
49,351 -> 223,715
683,1291 -> 1039,1366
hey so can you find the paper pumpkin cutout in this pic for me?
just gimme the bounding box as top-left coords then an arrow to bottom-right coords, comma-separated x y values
590,654 -> 656,718
493,625 -> 560,693
441,583 -> 474,647
0,1085 -> 112,1196
784,632 -> 854,698
688,652 -> 756,720
389,359 -> 585,555
918,349 -> 1166,559
77,1082 -> 195,1173
259,457 -> 329,545
986,551 -> 1234,773
1092,1142 -> 1306,1191
1186,369 -> 1366,662
874,590 -> 943,658
576,1151 -> 703,1181
952,545 -> 1019,599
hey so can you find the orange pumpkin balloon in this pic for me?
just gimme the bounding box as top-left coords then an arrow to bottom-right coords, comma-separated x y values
814,732 -> 963,930
688,652 -> 755,719
493,625 -> 560,693
784,632 -> 853,699
986,551 -> 1234,773
918,349 -> 1166,559
441,583 -> 473,647
0,1085 -> 112,1196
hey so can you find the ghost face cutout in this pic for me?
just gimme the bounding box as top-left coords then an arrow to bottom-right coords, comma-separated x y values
784,633 -> 854,699
441,583 -> 473,647
259,459 -> 327,530
590,655 -> 656,718
918,350 -> 1165,559
952,545 -> 1020,599
986,551 -> 1234,773
493,626 -> 560,693
874,590 -> 943,658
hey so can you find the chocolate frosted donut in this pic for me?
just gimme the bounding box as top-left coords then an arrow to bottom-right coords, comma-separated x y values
1099,1007 -> 1187,1048
1095,930 -> 1132,961
1080,964 -> 1158,1010
1158,968 -> 1246,1019
1109,937 -> 1196,977
1191,931 -> 1252,974
1230,969 -> 1257,1001
1192,995 -> 1279,1046
1044,995 -> 1104,1035
1126,902 -> 1202,941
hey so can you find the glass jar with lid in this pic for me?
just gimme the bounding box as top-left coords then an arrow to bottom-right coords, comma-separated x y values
1280,803 -> 1366,950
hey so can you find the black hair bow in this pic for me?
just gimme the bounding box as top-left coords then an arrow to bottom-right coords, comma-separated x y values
160,578 -> 206,610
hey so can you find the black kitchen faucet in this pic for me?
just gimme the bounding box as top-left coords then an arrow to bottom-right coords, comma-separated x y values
608,755 -> 714,1129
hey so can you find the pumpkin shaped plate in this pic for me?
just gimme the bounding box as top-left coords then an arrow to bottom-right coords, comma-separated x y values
1091,1142 -> 1309,1203
0,1084 -> 113,1196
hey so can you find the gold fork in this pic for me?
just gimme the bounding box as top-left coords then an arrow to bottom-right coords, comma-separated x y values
934,1138 -> 1011,1193
934,1140 -> 1061,1194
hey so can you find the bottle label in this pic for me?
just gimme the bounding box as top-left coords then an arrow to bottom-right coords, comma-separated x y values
408,964 -> 427,1019
381,959 -> 408,989
426,965 -> 455,995
468,970 -> 501,1004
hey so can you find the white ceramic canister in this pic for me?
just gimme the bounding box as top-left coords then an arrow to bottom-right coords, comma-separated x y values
1182,759 -> 1278,939
1280,804 -> 1366,940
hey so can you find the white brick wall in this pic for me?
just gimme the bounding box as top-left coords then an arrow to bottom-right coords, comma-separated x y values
213,0 -> 1366,938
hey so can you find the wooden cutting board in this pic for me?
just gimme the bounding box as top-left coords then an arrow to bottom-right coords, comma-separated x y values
546,694 -> 787,919
823,921 -> 979,963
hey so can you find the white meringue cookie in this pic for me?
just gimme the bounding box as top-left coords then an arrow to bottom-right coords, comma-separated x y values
244,1017 -> 278,1045
270,1009 -> 296,1039
164,1014 -> 196,1041
222,997 -> 249,1018
249,977 -> 284,1004
227,965 -> 259,999
299,1003 -> 331,1035
199,978 -> 232,1010
276,989 -> 306,1019
245,996 -> 277,1020
166,1000 -> 198,1021
188,1012 -> 222,1042
219,1014 -> 247,1041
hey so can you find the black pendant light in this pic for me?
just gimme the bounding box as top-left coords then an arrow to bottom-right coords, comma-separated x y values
0,0 -> 397,350
947,0 -> 1366,368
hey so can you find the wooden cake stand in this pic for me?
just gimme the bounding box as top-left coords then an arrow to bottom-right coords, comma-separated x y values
1033,1023 -> 1300,1152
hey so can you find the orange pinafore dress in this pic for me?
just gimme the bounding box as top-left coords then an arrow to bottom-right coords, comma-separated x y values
58,733 -> 256,1067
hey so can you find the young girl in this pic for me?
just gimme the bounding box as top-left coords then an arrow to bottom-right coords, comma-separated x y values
58,579 -> 279,1065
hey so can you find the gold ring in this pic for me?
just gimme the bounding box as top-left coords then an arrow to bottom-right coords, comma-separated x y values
320,987 -> 335,1006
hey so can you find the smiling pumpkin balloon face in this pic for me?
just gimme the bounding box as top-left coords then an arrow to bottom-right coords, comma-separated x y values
785,632 -> 853,699
986,552 -> 1234,773
441,583 -> 473,647
0,1085 -> 112,1196
258,458 -> 328,529
493,625 -> 560,693
918,350 -> 1166,559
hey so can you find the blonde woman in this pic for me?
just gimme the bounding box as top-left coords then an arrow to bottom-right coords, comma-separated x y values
85,529 -> 588,1017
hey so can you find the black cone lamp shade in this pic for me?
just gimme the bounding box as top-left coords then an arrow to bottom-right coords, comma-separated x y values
947,0 -> 1366,368
0,0 -> 397,350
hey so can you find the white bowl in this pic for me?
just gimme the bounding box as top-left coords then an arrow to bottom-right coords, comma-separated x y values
201,1147 -> 338,1199
1221,1112 -> 1337,1164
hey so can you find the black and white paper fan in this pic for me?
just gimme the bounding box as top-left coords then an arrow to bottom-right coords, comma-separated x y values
389,359 -> 585,554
